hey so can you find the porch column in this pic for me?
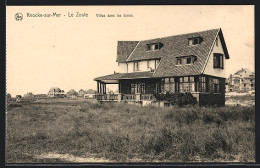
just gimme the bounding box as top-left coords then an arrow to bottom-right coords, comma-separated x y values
118,82 -> 121,93
118,93 -> 122,102
97,81 -> 100,94
99,82 -> 102,94
100,83 -> 104,94
102,83 -> 105,94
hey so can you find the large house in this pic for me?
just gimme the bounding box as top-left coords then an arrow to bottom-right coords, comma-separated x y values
47,87 -> 65,98
94,28 -> 229,106
227,68 -> 255,92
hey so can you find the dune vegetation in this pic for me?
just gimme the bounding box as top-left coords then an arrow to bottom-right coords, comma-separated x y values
6,98 -> 255,163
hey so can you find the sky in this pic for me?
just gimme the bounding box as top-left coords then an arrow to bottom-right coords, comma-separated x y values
6,5 -> 254,96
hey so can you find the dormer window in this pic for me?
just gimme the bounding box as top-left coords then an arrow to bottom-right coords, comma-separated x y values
177,58 -> 182,65
188,37 -> 202,45
146,42 -> 163,51
186,57 -> 191,64
176,55 -> 197,65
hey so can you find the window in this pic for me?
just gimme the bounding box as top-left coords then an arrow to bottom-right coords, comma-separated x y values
199,76 -> 207,92
188,37 -> 201,45
140,82 -> 145,94
134,62 -> 140,71
147,60 -> 150,68
216,37 -> 218,46
177,58 -> 182,65
213,53 -> 223,68
131,83 -> 136,94
193,38 -> 199,45
146,42 -> 163,51
131,82 -> 145,94
155,59 -> 160,69
161,77 -> 175,93
187,57 -> 191,64
149,44 -> 158,50
179,77 -> 195,92
213,78 -> 220,93
176,56 -> 196,65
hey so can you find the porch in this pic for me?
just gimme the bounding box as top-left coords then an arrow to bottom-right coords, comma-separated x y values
94,71 -> 158,103
94,72 -> 226,106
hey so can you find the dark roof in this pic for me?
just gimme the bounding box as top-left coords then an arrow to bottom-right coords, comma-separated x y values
96,28 -> 230,79
94,71 -> 154,81
152,29 -> 228,77
116,41 -> 139,62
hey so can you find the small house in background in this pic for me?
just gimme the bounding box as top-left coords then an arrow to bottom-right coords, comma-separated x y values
24,92 -> 34,98
6,93 -> 11,99
84,89 -> 97,99
78,89 -> 86,97
228,68 -> 255,92
48,87 -> 65,98
16,95 -> 22,99
66,89 -> 78,98
35,94 -> 48,98
225,79 -> 230,92
16,95 -> 22,102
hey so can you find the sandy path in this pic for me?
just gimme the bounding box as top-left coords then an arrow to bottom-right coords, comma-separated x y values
35,152 -> 113,163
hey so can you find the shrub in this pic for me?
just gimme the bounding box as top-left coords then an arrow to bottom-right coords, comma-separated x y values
7,103 -> 22,110
154,92 -> 197,106
203,114 -> 215,124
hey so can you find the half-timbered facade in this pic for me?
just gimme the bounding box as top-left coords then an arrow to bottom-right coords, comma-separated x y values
94,28 -> 230,106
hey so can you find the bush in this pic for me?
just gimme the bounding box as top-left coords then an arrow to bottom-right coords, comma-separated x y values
154,92 -> 197,106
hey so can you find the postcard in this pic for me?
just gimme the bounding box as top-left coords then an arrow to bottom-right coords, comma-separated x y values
6,5 -> 255,164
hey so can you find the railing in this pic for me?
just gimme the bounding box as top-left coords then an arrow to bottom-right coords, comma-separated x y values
96,93 -> 155,102
122,94 -> 136,101
96,94 -> 118,101
141,94 -> 154,100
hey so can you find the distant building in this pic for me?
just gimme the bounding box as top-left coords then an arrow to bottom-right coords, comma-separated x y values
24,92 -> 34,98
227,68 -> 255,92
16,95 -> 22,99
35,94 -> 47,98
66,89 -> 78,98
48,87 -> 65,98
6,93 -> 11,99
78,89 -> 86,97
84,89 -> 97,99
16,95 -> 22,101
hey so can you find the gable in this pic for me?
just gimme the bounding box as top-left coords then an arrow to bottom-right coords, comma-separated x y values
203,32 -> 227,78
